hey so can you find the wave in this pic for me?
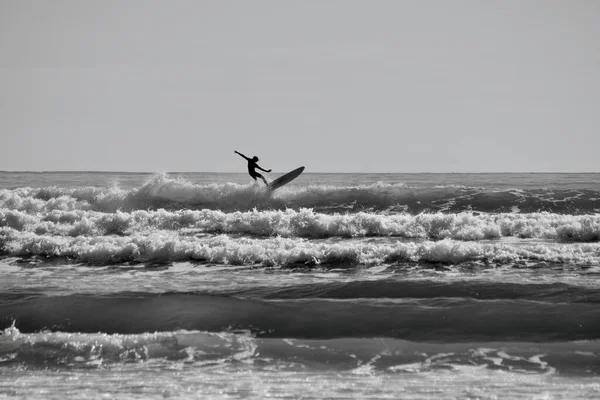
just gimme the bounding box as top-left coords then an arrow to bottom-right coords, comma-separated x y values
2,324 -> 599,375
1,174 -> 599,214
1,230 -> 600,266
1,208 -> 600,242
1,324 -> 599,375
2,292 -> 600,342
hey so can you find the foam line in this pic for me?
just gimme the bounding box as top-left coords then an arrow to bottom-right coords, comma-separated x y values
1,230 -> 599,265
1,208 -> 599,242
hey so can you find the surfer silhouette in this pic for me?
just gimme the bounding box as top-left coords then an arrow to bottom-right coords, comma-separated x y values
234,150 -> 271,185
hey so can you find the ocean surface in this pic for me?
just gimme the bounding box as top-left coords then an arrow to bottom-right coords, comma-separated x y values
1,171 -> 600,399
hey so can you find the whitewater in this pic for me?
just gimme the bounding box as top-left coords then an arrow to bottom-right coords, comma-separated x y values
1,171 -> 600,399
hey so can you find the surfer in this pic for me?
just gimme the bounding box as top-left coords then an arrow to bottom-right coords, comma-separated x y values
234,150 -> 271,185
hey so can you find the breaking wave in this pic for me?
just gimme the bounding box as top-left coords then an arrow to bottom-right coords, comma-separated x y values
1,174 -> 599,266
1,173 -> 599,214
2,324 -> 599,374
1,230 -> 599,266
1,208 -> 600,241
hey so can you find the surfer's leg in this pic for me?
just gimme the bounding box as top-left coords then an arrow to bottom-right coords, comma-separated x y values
250,172 -> 266,184
256,173 -> 268,185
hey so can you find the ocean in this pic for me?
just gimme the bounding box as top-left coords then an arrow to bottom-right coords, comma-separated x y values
1,171 -> 600,399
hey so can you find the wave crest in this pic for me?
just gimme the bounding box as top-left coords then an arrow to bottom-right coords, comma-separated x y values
2,208 -> 600,242
1,230 -> 599,266
1,174 -> 599,214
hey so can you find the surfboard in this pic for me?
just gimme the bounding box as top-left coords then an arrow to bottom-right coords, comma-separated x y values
268,166 -> 305,191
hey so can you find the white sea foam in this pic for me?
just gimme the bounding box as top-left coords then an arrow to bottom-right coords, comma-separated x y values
1,208 -> 599,242
0,324 -> 259,367
1,229 -> 599,265
2,173 -> 596,215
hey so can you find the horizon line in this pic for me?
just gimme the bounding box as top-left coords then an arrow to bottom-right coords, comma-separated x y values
1,170 -> 599,175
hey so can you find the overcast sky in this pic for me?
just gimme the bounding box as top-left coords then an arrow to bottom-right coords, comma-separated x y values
1,0 -> 599,172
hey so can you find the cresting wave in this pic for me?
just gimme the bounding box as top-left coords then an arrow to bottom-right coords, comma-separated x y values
1,230 -> 600,265
1,173 -> 599,214
1,208 -> 600,241
1,174 -> 599,265
2,325 -> 599,374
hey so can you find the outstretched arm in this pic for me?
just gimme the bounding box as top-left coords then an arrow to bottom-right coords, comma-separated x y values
234,150 -> 249,160
256,165 -> 272,173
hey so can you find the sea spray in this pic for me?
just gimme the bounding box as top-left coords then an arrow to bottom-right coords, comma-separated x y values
1,174 -> 599,213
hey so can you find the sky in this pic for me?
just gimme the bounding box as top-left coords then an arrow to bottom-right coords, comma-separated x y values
1,0 -> 599,173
